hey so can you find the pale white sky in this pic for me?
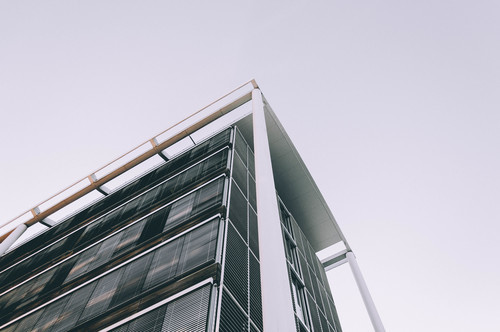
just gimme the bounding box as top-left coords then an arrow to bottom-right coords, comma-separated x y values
1,1 -> 499,331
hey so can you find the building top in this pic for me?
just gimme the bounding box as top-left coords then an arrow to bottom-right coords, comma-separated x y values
0,80 -> 347,254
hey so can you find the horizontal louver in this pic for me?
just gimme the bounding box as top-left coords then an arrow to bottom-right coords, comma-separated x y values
223,223 -> 248,313
219,289 -> 248,332
110,284 -> 211,332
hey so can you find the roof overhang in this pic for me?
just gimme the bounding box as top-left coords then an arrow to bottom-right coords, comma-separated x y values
234,97 -> 348,252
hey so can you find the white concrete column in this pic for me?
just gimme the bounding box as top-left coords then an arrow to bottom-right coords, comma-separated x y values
0,224 -> 28,256
346,251 -> 385,332
252,89 -> 296,331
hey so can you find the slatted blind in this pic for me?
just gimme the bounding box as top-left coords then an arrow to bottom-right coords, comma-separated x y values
110,284 -> 211,332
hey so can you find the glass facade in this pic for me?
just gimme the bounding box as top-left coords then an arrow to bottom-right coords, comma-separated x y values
0,129 -> 234,332
279,200 -> 343,332
0,121 -> 343,331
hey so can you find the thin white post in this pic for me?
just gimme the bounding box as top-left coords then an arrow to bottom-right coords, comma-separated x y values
346,251 -> 385,332
252,89 -> 296,331
0,224 -> 28,255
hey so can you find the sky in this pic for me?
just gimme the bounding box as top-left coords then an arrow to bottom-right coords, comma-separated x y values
1,1 -> 499,331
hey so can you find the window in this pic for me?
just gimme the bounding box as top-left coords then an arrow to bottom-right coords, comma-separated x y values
280,206 -> 293,235
291,276 -> 309,327
285,237 -> 300,274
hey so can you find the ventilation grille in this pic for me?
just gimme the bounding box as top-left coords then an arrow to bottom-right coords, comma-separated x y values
223,223 -> 248,313
249,253 -> 263,331
219,289 -> 248,332
307,292 -> 322,332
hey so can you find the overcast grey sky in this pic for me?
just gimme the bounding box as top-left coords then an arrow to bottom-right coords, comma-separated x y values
1,1 -> 499,331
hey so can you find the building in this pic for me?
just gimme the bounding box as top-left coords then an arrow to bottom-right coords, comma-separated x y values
0,81 -> 384,332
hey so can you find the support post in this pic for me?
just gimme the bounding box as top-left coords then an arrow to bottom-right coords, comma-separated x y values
0,224 -> 28,255
252,89 -> 296,331
346,251 -> 385,332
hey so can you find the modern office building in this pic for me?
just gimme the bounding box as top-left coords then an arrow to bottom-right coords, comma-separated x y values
0,81 -> 384,332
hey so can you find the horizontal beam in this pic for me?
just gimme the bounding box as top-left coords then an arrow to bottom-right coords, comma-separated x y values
321,249 -> 348,271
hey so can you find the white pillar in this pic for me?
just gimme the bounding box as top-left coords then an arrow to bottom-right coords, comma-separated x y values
0,224 -> 28,256
252,89 -> 296,331
346,251 -> 385,332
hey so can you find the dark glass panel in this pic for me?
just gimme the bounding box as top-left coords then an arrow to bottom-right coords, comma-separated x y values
112,221 -> 146,258
78,269 -> 123,323
312,274 -> 325,314
318,284 -> 329,318
324,296 -> 337,330
64,243 -> 101,282
224,223 -> 248,312
136,186 -> 161,212
1,280 -> 32,313
320,312 -> 329,332
110,254 -> 152,308
248,175 -> 256,211
51,281 -> 97,332
306,243 -> 320,278
292,220 -> 306,257
305,265 -> 316,301
88,233 -> 123,272
329,297 -> 343,332
164,194 -> 195,231
191,177 -> 225,215
250,253 -> 263,331
143,237 -> 183,290
248,149 -> 255,178
30,296 -> 69,332
0,321 -> 17,332
119,196 -> 145,221
12,309 -> 43,332
47,255 -> 78,290
232,152 -> 247,198
229,181 -> 248,242
137,206 -> 169,244
249,207 -> 259,258
177,219 -> 219,275
307,292 -> 322,332
234,129 -> 248,166
179,162 -> 202,190
21,265 -> 57,306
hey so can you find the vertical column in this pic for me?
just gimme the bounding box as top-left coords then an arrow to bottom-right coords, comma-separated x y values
0,224 -> 28,255
252,89 -> 296,331
346,251 -> 386,332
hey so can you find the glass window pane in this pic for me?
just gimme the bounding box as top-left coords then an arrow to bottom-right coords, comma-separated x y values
178,219 -> 219,275
51,282 -> 96,332
232,153 -> 247,198
229,181 -> 247,241
143,237 -> 183,290
192,177 -> 225,215
110,254 -> 152,308
164,194 -> 195,231
79,269 -> 123,323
